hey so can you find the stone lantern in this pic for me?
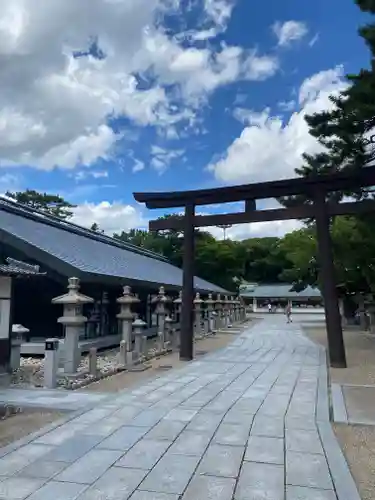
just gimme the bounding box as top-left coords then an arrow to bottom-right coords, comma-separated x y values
174,291 -> 182,323
11,324 -> 29,370
133,318 -> 147,359
221,295 -> 228,328
205,294 -> 215,333
240,297 -> 246,320
235,296 -> 241,323
152,286 -> 168,346
193,292 -> 203,337
52,277 -> 94,374
215,294 -> 223,330
117,286 -> 140,351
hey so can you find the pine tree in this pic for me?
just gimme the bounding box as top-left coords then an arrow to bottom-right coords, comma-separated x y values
6,189 -> 76,219
292,0 -> 375,201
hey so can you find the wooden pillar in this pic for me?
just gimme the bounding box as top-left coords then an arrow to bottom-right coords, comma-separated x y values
315,192 -> 347,368
180,203 -> 195,361
0,276 -> 12,373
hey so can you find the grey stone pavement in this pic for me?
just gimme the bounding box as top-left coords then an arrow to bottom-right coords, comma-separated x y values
0,388 -> 109,411
0,315 -> 360,500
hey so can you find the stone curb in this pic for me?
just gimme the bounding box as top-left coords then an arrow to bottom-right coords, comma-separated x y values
317,347 -> 361,500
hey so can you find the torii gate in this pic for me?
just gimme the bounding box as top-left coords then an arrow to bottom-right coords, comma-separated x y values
134,166 -> 375,368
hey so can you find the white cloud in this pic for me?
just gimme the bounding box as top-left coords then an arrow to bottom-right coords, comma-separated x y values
272,20 -> 308,47
209,66 -> 348,184
242,51 -> 279,81
309,33 -> 320,47
132,159 -> 145,173
278,100 -> 296,112
73,170 -> 109,181
0,0 -> 277,171
150,145 -> 185,172
207,219 -> 302,240
71,201 -> 146,235
71,199 -> 300,240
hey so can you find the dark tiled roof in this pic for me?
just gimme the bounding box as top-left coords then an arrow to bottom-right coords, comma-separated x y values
240,283 -> 321,299
0,258 -> 46,277
0,202 -> 226,292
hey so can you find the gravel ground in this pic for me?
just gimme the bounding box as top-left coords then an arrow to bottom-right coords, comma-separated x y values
304,324 -> 375,500
334,423 -> 375,500
303,325 -> 375,385
0,409 -> 63,448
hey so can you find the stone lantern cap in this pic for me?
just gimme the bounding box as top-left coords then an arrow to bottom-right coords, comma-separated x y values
194,292 -> 203,305
52,277 -> 94,305
173,291 -> 182,305
152,286 -> 168,305
117,285 -> 140,306
205,293 -> 215,307
215,294 -> 223,308
133,318 -> 146,335
12,324 -> 30,335
12,324 -> 29,341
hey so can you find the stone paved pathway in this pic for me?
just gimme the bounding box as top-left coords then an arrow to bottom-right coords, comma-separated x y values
0,316 -> 360,499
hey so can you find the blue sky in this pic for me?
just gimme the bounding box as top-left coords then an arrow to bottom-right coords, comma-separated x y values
0,0 -> 370,238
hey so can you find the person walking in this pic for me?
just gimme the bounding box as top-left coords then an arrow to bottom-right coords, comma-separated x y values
268,303 -> 272,313
285,303 -> 292,323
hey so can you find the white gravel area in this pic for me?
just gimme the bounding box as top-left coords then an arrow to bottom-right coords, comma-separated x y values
11,340 -> 165,390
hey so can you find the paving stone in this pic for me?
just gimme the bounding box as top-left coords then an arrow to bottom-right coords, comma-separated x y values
77,467 -> 147,500
139,453 -> 200,495
55,449 -> 122,484
17,460 -> 69,479
96,426 -> 148,451
213,423 -> 251,447
128,409 -> 167,427
286,486 -> 337,500
35,424 -> 86,445
146,420 -> 186,440
185,411 -> 223,433
130,493 -> 179,500
223,409 -> 254,425
285,416 -> 316,431
231,398 -> 263,414
81,418 -> 125,437
198,444 -> 244,478
0,445 -> 54,476
0,476 -> 47,499
164,408 -> 198,422
286,429 -> 323,455
169,430 -> 212,456
44,435 -> 103,463
287,451 -> 334,490
245,436 -> 284,465
182,474 -> 236,500
251,416 -> 284,438
116,439 -> 171,469
24,481 -> 87,500
235,461 -> 284,500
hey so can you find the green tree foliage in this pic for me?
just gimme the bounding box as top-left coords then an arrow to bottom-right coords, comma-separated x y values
279,0 -> 375,296
6,189 -> 76,219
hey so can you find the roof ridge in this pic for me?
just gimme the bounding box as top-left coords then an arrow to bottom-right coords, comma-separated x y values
0,197 -> 169,264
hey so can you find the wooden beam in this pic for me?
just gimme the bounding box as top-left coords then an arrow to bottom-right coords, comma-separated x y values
134,166 -> 375,209
149,200 -> 375,231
